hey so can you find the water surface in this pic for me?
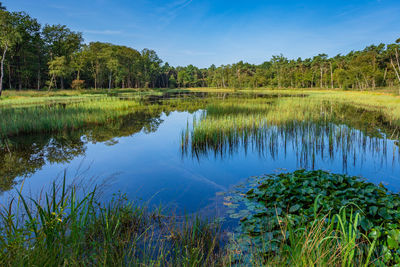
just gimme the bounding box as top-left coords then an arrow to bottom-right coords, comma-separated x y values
1,95 -> 400,215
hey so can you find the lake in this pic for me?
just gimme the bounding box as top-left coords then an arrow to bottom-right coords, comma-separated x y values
1,93 -> 400,217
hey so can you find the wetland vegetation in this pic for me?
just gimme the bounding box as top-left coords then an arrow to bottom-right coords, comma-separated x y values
226,170 -> 400,266
1,1 -> 400,266
1,89 -> 400,266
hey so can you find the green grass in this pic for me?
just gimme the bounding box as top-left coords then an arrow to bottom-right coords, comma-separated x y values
3,87 -> 400,138
0,98 -> 146,137
0,171 -> 395,266
0,175 -> 222,266
0,89 -> 220,137
183,97 -> 399,157
185,87 -> 400,124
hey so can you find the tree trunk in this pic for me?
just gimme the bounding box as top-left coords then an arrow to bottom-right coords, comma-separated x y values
330,62 -> 333,89
311,72 -> 314,88
391,59 -> 400,94
8,62 -> 11,89
108,72 -> 112,90
37,68 -> 41,90
320,66 -> 323,88
391,59 -> 400,84
0,44 -> 8,97
384,68 -> 387,86
48,74 -> 55,91
396,48 -> 400,72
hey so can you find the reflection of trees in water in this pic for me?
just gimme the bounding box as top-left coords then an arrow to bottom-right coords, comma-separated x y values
0,94 -> 219,194
0,134 -> 85,192
0,110 -> 165,193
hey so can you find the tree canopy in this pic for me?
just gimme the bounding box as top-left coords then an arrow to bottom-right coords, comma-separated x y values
0,6 -> 399,91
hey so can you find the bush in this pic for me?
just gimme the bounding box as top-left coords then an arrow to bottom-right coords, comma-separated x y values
71,79 -> 85,90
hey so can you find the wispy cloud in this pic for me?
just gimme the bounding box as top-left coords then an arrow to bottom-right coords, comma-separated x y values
83,30 -> 123,35
49,4 -> 95,17
181,50 -> 216,56
156,0 -> 194,26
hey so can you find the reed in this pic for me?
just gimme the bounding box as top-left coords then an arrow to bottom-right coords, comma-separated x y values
0,175 -> 222,266
0,173 -> 390,266
0,98 -> 144,137
183,97 -> 399,161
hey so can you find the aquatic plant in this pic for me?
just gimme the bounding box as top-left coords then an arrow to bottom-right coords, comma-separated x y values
226,170 -> 400,265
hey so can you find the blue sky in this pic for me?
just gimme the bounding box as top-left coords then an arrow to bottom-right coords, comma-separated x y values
5,0 -> 400,67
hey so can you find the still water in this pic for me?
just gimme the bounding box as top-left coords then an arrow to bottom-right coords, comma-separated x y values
1,99 -> 400,215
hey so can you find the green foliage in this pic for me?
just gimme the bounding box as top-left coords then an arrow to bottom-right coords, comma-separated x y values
227,170 -> 400,265
0,176 -> 222,266
1,5 -> 400,92
71,79 -> 84,90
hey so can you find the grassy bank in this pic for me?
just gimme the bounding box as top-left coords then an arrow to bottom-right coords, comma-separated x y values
2,88 -> 400,138
0,98 -> 145,137
1,171 -> 398,266
0,89 -> 217,137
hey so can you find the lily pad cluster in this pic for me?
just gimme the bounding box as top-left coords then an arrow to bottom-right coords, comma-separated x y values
228,170 -> 400,265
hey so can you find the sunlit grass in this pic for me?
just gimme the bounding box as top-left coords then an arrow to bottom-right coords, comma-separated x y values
0,98 -> 143,137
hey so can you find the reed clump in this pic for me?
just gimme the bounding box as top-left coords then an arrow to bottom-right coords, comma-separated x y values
0,177 -> 222,266
183,97 -> 399,159
0,98 -> 144,137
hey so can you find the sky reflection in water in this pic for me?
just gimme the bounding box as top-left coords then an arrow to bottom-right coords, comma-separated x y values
1,109 -> 400,214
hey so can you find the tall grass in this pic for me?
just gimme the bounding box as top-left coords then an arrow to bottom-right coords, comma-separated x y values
0,92 -> 221,137
0,176 -> 222,266
227,205 -> 381,266
183,98 -> 397,164
0,175 -> 388,266
0,98 -> 144,137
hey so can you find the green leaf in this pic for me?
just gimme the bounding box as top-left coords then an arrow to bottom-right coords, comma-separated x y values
369,206 -> 378,216
387,235 -> 399,250
289,204 -> 301,213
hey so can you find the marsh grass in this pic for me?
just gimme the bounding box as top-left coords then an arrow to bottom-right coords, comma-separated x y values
0,98 -> 145,137
0,91 -> 219,137
0,175 -> 222,266
0,173 -> 390,266
183,97 -> 399,165
223,208 -> 380,267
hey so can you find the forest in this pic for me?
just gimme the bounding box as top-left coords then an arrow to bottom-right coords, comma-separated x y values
1,3 -> 400,95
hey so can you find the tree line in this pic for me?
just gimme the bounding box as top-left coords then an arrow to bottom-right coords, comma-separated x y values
0,3 -> 399,95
